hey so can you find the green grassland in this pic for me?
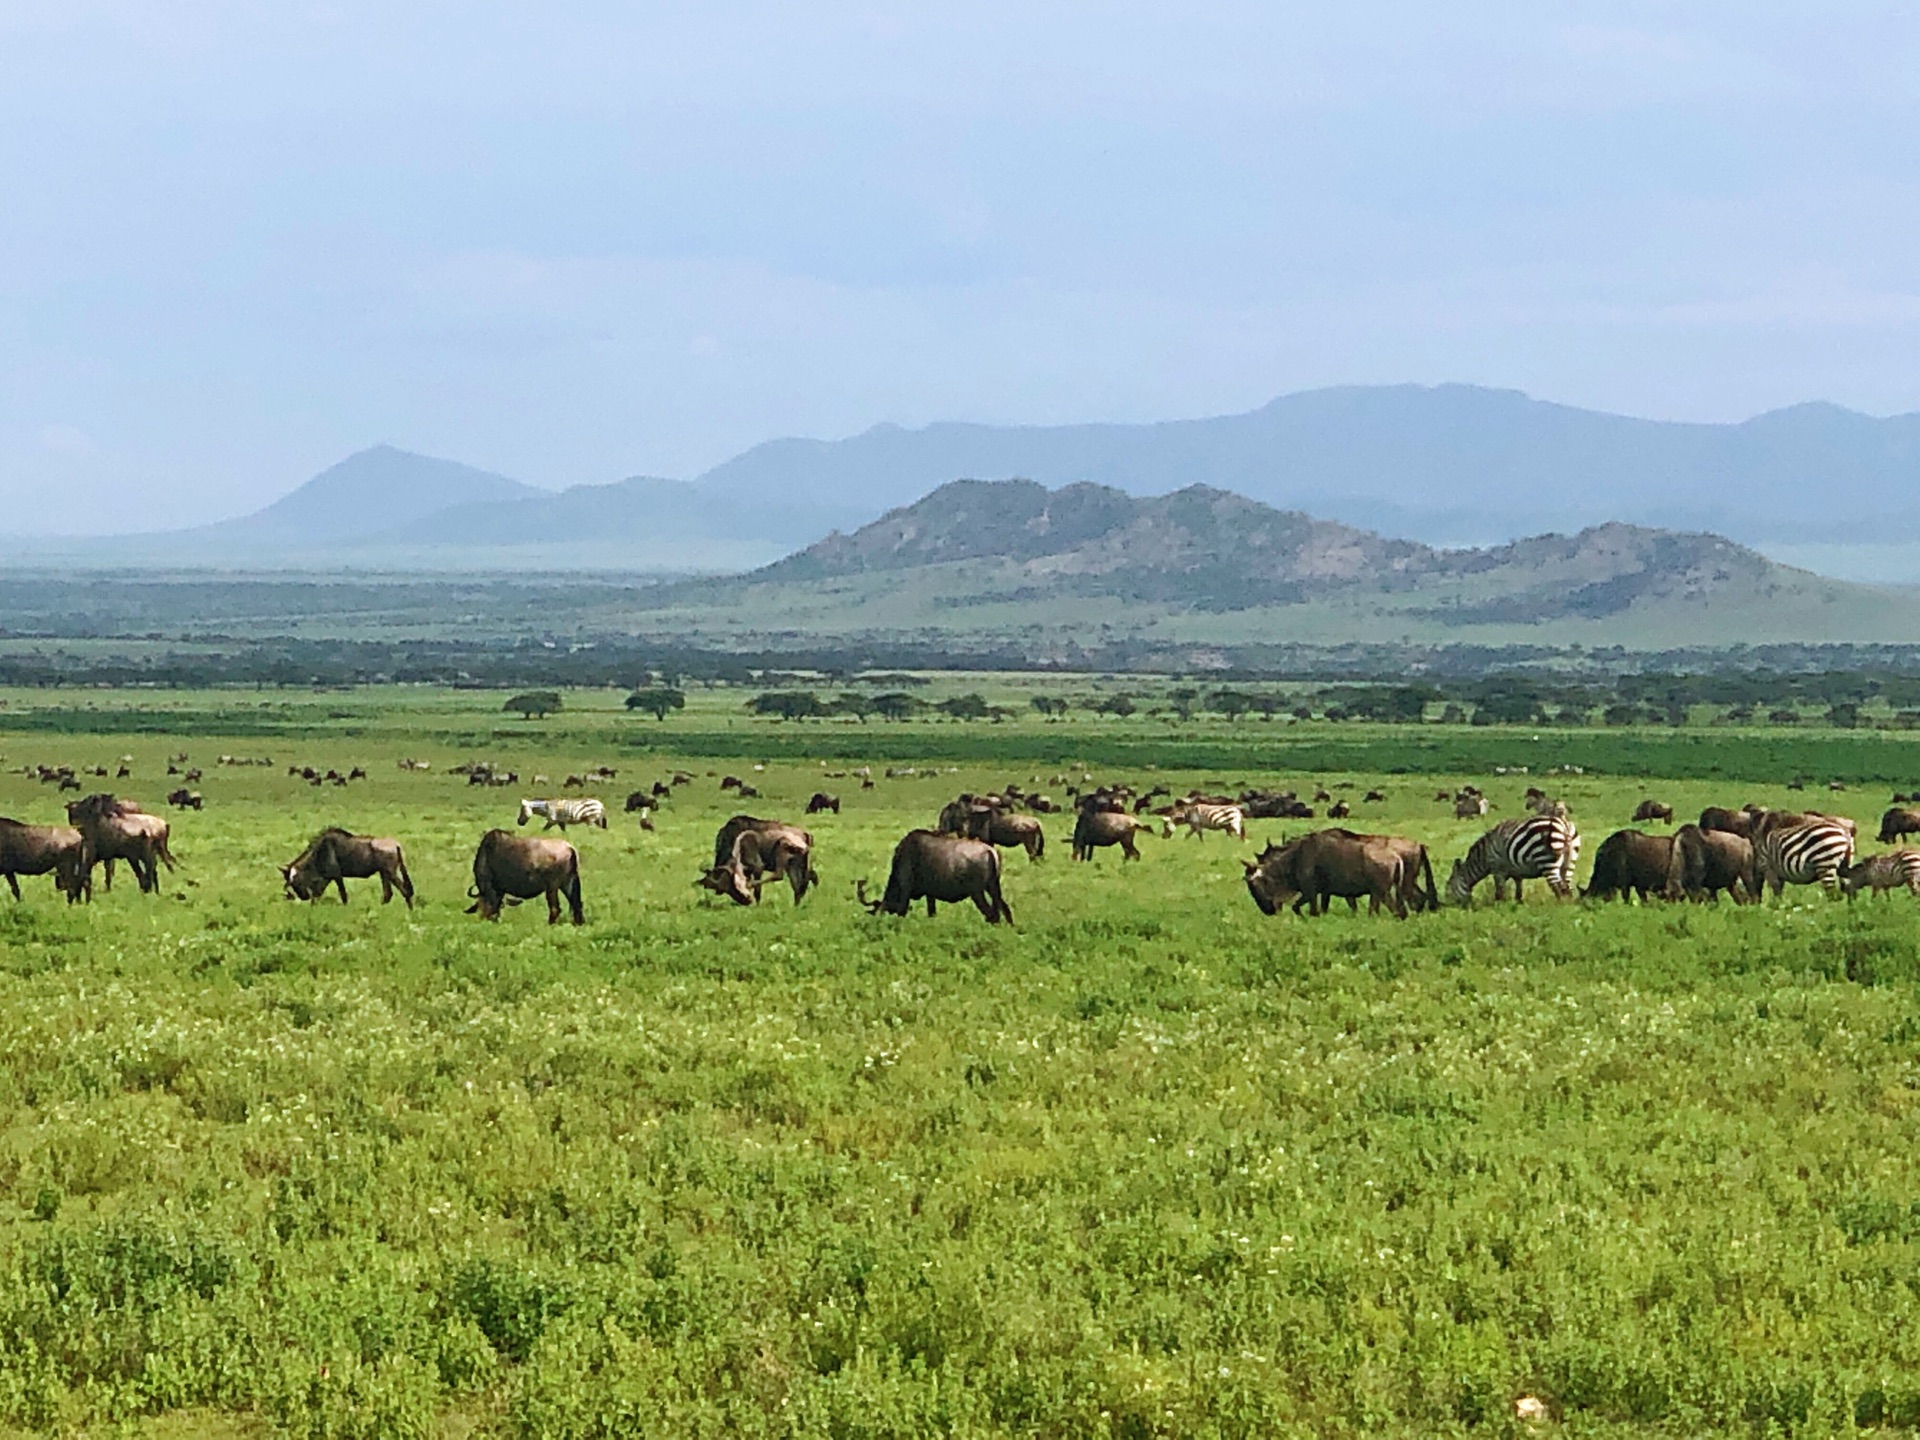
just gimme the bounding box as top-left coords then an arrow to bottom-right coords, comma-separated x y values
0,687 -> 1918,1436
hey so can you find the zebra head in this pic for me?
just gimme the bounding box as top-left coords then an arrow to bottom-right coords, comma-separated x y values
516,799 -> 537,826
1445,859 -> 1474,906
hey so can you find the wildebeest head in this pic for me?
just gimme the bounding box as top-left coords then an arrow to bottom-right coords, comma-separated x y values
695,864 -> 759,906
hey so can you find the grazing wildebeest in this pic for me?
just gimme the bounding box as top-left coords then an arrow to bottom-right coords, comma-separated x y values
806,792 -> 841,815
166,788 -> 204,810
698,817 -> 816,905
859,831 -> 1011,924
1583,829 -> 1675,903
960,806 -> 1045,861
1699,805 -> 1761,838
1632,799 -> 1674,824
1877,807 -> 1920,844
1666,825 -> 1753,903
624,790 -> 655,813
466,830 -> 582,924
1243,830 -> 1408,918
66,794 -> 175,899
282,829 -> 415,907
1453,793 -> 1489,819
1071,809 -> 1155,862
0,818 -> 84,902
1840,850 -> 1920,900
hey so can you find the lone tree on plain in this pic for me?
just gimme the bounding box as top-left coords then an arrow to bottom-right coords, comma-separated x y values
504,691 -> 562,720
625,687 -> 685,721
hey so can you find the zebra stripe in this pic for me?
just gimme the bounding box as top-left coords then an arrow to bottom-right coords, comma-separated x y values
518,797 -> 608,831
1841,849 -> 1920,899
1754,818 -> 1854,897
1447,815 -> 1580,904
1166,803 -> 1245,841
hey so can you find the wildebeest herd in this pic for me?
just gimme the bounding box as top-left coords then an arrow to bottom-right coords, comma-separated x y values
5,767 -> 1919,926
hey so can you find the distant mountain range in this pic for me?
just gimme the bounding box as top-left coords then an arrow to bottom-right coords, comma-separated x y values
10,383 -> 1919,577
627,478 -> 1920,651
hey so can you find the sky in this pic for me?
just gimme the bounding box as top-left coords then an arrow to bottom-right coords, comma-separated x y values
2,2 -> 1918,534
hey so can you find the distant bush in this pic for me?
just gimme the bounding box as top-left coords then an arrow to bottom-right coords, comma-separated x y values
503,691 -> 561,719
624,687 -> 685,720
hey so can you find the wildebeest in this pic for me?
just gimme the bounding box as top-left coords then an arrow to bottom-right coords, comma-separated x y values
167,788 -> 204,810
960,806 -> 1046,861
1243,829 -> 1418,918
0,818 -> 84,902
466,830 -> 582,924
1071,809 -> 1155,862
281,829 -> 415,907
1878,807 -> 1920,844
1583,829 -> 1675,902
1632,799 -> 1674,824
1840,850 -> 1920,900
807,792 -> 841,815
859,830 -> 1011,924
698,816 -> 816,905
1699,805 -> 1761,838
1666,824 -> 1753,903
1453,792 -> 1489,819
65,794 -> 175,899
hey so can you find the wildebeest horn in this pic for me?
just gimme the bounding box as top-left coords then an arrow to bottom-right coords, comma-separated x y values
1241,859 -> 1257,875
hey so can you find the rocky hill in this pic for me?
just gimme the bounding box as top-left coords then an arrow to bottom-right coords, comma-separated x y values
637,478 -> 1917,648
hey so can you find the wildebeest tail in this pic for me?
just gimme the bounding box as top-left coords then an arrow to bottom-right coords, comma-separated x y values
563,849 -> 585,924
1417,847 -> 1438,910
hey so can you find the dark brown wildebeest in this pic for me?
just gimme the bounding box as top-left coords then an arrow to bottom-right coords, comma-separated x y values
1243,830 -> 1408,918
66,794 -> 175,899
1327,799 -> 1351,820
961,806 -> 1045,861
806,792 -> 841,815
698,817 -> 816,906
1666,824 -> 1753,903
282,829 -> 415,907
167,788 -> 204,810
1632,799 -> 1674,824
1583,829 -> 1675,902
1699,805 -> 1761,838
466,830 -> 582,924
859,830 -> 1011,924
1454,792 -> 1489,819
1364,789 -> 1387,804
624,790 -> 655,813
0,818 -> 84,902
1877,807 -> 1920,844
1071,809 -> 1155,862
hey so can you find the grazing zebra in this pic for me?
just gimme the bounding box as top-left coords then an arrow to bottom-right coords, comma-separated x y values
1750,813 -> 1855,899
1841,850 -> 1920,900
517,797 -> 607,831
1163,802 -> 1245,842
1446,815 -> 1580,905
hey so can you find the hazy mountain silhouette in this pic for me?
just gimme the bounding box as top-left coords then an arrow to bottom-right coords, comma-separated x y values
694,384 -> 1920,546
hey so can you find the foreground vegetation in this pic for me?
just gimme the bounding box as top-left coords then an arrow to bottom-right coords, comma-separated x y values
0,686 -> 1917,1436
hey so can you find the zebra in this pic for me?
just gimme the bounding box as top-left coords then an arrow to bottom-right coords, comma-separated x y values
517,797 -> 607,831
1446,815 -> 1580,905
1840,849 -> 1920,900
1162,802 -> 1245,842
1751,813 -> 1855,898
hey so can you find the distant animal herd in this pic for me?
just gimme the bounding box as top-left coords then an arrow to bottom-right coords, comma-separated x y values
3,755 -> 1917,925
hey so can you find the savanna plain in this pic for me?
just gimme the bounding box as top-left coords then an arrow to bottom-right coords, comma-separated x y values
1,685 -> 1919,1438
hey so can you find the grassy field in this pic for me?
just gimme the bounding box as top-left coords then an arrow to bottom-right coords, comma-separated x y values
0,686 -> 1918,1436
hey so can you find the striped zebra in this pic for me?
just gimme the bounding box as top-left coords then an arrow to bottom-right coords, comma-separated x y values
1446,815 -> 1580,904
1840,849 -> 1920,900
1163,802 -> 1245,842
517,797 -> 607,831
1751,812 -> 1854,898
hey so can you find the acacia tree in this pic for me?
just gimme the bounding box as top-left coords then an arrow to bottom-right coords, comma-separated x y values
504,691 -> 562,719
625,687 -> 685,721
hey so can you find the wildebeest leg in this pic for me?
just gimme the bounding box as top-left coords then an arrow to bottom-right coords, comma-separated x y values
926,897 -> 937,917
378,873 -> 393,903
336,876 -> 350,903
102,858 -> 114,892
4,873 -> 18,901
1121,836 -> 1139,861
546,885 -> 562,923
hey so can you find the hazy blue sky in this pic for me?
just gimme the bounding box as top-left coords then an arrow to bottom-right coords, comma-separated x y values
3,3 -> 1917,532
